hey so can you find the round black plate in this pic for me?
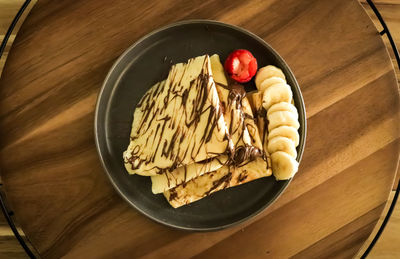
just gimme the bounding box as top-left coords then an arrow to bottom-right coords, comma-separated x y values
95,20 -> 306,231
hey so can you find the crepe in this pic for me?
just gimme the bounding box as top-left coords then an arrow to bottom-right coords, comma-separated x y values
151,84 -> 261,194
164,86 -> 272,208
247,91 -> 268,152
151,155 -> 228,194
123,55 -> 231,176
150,55 -> 264,194
164,157 -> 270,208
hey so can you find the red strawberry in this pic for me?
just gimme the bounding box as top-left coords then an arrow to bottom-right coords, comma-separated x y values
224,49 -> 258,83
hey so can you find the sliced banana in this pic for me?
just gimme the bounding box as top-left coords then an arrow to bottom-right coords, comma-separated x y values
262,83 -> 292,110
268,126 -> 300,147
267,136 -> 297,158
255,65 -> 286,88
267,110 -> 299,131
267,102 -> 298,119
271,151 -> 299,180
258,77 -> 286,92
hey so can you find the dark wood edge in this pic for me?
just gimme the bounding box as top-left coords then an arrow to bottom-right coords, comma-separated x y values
0,0 -> 38,258
358,0 -> 400,258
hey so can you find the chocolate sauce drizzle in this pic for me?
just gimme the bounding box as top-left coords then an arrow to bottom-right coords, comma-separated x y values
125,56 -> 232,174
204,171 -> 233,196
167,84 -> 267,201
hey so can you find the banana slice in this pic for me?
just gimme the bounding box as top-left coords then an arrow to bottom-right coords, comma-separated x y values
262,83 -> 293,110
267,136 -> 297,158
258,77 -> 286,92
271,151 -> 299,180
267,102 -> 298,119
267,110 -> 299,131
255,65 -> 286,88
268,126 -> 300,147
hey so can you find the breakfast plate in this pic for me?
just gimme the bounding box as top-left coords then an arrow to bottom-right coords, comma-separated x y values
95,20 -> 306,230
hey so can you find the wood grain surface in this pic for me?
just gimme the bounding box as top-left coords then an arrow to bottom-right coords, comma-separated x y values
0,0 -> 25,78
356,1 -> 400,257
0,0 -> 38,258
0,0 -> 399,258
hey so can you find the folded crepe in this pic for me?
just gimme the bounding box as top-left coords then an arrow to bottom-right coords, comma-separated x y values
150,155 -> 228,194
247,91 -> 273,175
164,79 -> 272,208
164,157 -> 271,208
247,91 -> 269,153
150,55 -> 262,193
123,55 -> 232,176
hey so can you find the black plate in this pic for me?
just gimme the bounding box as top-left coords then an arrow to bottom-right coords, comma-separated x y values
95,20 -> 306,231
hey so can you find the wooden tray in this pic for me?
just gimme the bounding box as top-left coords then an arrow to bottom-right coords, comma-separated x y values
0,0 -> 398,257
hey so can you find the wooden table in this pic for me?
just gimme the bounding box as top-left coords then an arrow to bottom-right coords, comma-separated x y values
0,0 -> 399,258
